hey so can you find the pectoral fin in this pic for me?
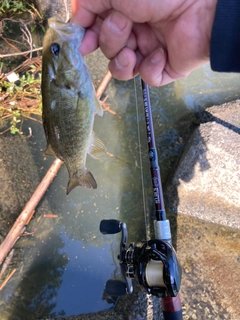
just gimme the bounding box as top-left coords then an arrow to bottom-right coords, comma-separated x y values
67,170 -> 97,194
88,131 -> 106,159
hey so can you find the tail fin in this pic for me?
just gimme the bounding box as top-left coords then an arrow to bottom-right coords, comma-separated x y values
66,170 -> 97,194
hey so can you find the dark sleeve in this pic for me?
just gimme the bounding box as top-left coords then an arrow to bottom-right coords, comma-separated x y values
210,0 -> 240,72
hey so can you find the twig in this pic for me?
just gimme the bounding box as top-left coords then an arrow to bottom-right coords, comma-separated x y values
0,249 -> 15,278
1,18 -> 29,24
3,57 -> 42,80
28,4 -> 43,20
0,159 -> 63,265
96,70 -> 112,98
95,71 -> 121,118
102,102 -> 121,119
22,115 -> 42,124
43,213 -> 58,218
0,114 -> 12,121
0,47 -> 43,58
0,18 -> 42,58
1,37 -> 22,54
0,127 -> 10,135
20,25 -> 33,58
0,269 -> 16,290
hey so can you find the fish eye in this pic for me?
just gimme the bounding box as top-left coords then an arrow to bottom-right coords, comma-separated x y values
50,43 -> 60,57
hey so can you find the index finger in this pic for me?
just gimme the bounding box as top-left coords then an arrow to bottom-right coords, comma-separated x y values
71,0 -> 111,27
71,0 -> 159,27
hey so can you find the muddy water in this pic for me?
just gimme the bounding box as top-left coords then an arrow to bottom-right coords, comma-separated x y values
0,49 -> 240,319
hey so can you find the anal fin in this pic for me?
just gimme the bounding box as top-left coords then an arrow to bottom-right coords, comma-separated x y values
88,131 -> 106,159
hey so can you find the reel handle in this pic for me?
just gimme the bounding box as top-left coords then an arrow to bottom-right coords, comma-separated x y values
100,219 -> 122,235
162,295 -> 183,320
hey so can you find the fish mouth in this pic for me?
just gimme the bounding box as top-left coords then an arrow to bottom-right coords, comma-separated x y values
48,17 -> 85,39
48,18 -> 70,30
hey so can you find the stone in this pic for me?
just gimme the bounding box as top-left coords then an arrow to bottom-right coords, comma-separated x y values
165,100 -> 240,229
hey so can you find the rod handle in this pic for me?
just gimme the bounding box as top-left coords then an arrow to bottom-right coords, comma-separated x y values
162,295 -> 183,320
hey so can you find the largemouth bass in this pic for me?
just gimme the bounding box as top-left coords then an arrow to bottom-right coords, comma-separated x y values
41,17 -> 106,194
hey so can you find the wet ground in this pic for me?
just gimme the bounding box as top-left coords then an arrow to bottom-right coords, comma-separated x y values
165,101 -> 240,319
176,214 -> 240,320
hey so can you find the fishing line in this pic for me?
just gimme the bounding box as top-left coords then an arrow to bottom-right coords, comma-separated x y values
133,77 -> 150,242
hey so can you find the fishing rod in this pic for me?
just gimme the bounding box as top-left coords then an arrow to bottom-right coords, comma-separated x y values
99,79 -> 182,320
140,80 -> 182,319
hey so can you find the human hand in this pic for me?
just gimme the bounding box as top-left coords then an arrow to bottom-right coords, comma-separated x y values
71,0 -> 217,86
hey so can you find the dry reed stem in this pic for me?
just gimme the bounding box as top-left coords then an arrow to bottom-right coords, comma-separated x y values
0,47 -> 43,58
0,269 -> 16,290
95,71 -> 121,118
96,70 -> 112,98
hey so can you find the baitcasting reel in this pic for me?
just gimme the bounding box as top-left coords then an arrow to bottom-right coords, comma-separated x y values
100,219 -> 181,298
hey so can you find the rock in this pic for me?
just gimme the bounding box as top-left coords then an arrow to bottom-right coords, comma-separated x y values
174,214 -> 240,320
165,100 -> 240,229
165,100 -> 240,319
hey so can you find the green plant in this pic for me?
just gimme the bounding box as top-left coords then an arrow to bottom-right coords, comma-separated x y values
0,0 -> 44,32
0,0 -> 29,14
0,71 -> 42,135
0,0 -> 44,135
0,0 -> 42,16
9,109 -> 21,134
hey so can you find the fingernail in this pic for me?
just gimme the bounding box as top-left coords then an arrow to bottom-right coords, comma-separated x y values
115,50 -> 129,68
151,48 -> 164,63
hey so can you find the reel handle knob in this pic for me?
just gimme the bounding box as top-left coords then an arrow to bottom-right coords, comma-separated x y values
100,219 -> 122,235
